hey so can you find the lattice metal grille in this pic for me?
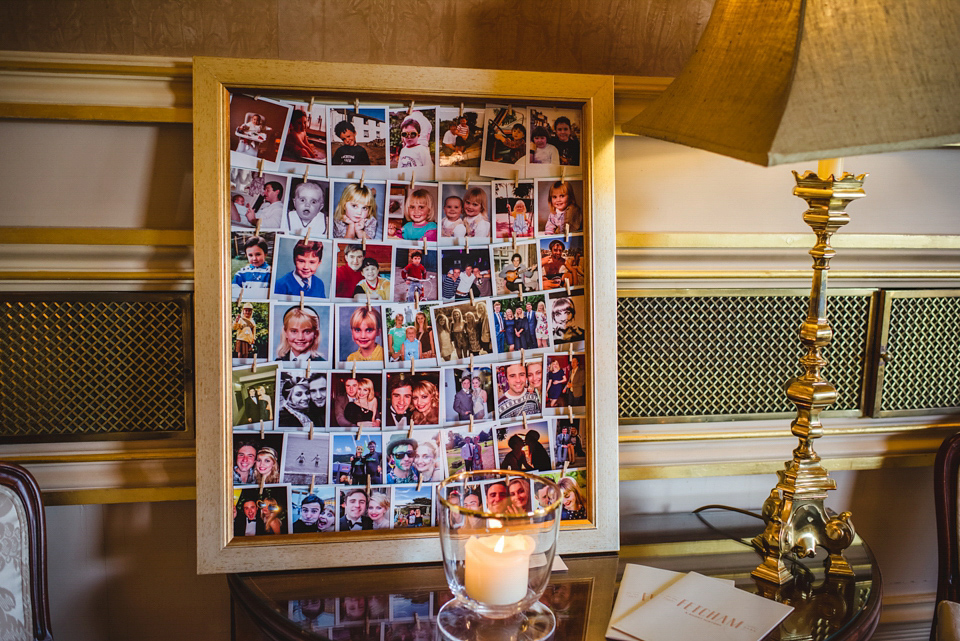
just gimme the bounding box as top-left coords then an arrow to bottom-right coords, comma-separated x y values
877,293 -> 960,414
617,292 -> 872,421
0,294 -> 193,440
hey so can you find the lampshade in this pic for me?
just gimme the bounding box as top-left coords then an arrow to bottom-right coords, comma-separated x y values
622,0 -> 960,166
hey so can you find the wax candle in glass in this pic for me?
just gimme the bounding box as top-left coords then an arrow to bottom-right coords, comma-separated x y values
436,470 -> 563,640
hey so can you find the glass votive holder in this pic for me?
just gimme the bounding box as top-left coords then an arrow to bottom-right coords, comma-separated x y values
436,470 -> 562,625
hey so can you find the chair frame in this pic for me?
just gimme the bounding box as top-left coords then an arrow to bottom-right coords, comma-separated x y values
934,431 -> 960,640
0,463 -> 53,641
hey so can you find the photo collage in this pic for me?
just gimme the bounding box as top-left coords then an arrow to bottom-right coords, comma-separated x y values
228,93 -> 590,538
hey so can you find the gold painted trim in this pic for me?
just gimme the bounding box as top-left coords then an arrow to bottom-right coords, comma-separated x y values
42,486 -> 196,506
0,271 -> 193,281
618,453 -> 936,481
618,422 -> 960,443
616,232 -> 960,250
2,449 -> 196,465
618,269 -> 960,280
2,228 -> 193,246
0,103 -> 192,123
620,538 -> 747,559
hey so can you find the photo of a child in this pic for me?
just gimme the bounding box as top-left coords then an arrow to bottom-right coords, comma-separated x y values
232,302 -> 269,364
331,181 -> 384,241
280,103 -> 326,166
401,186 -> 439,241
394,248 -> 438,302
270,303 -> 331,366
328,107 -> 387,167
483,105 -> 527,166
437,107 -> 483,168
271,237 -> 332,301
494,181 -> 535,240
229,94 -> 292,168
537,179 -> 583,236
231,233 -> 274,299
439,183 -> 492,244
283,178 -> 329,237
337,305 -> 385,365
390,108 -> 436,180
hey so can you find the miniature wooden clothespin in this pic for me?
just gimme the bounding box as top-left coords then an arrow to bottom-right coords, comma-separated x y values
567,342 -> 574,358
468,414 -> 474,432
469,354 -> 474,372
512,233 -> 517,251
517,283 -> 524,299
464,172 -> 470,190
417,475 -> 424,491
521,349 -> 526,366
259,476 -> 265,493
408,100 -> 415,115
459,102 -> 464,117
565,223 -> 570,242
567,405 -> 574,421
305,359 -> 312,377
562,461 -> 570,478
354,98 -> 360,113
414,289 -> 420,306
251,354 -> 258,373
362,236 -> 367,251
565,279 -> 572,296
469,290 -> 474,305
259,416 -> 265,438
463,236 -> 469,253
356,425 -> 363,439
407,418 -> 415,438
257,158 -> 264,177
308,420 -> 315,440
254,218 -> 262,237
309,96 -> 315,111
352,361 -> 358,377
236,289 -> 243,307
365,290 -> 371,310
514,171 -> 520,188
303,166 -> 310,182
522,411 -> 529,429
410,358 -> 416,375
304,226 -> 312,240
359,169 -> 365,188
409,170 -> 416,189
422,237 -> 428,254
508,106 -> 514,117
299,291 -> 305,311
560,166 -> 566,185
309,474 -> 316,494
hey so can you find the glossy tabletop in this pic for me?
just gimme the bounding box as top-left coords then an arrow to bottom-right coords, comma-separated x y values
229,511 -> 881,641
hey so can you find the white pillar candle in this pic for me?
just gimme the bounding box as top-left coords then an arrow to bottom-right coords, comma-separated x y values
818,158 -> 844,180
464,534 -> 536,605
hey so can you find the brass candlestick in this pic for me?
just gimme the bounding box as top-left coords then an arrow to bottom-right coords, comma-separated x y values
751,170 -> 866,585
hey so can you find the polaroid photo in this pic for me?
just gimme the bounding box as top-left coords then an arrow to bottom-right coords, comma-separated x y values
492,293 -> 550,356
505,474 -> 535,512
231,363 -> 278,430
278,100 -> 327,172
542,352 -> 586,413
328,371 -> 384,429
337,487 -> 374,531
438,182 -> 493,245
350,245 -> 395,304
232,301 -> 269,365
442,366 -> 495,425
269,235 -> 333,302
231,431 -> 284,487
481,104 -> 529,179
335,304 -> 385,367
495,418 -> 553,472
493,180 -> 536,241
442,425 -> 496,477
439,247 -> 493,301
430,299 -> 496,365
365,485 -> 393,531
270,303 -> 333,368
493,359 -> 543,421
555,416 -> 587,469
478,478 -> 510,512
232,484 -> 291,536
558,467 -> 588,520
330,179 -> 387,242
548,289 -> 586,349
396,182 -> 440,242
436,106 -> 484,175
383,431 -> 418,485
277,369 -> 332,430
330,432 -> 384,486
539,235 -> 585,291
385,182 -> 408,241
327,106 -> 388,171
230,231 -> 275,300
392,484 -> 435,529
336,595 -> 389,626
389,107 -> 436,181
282,177 -> 330,237
290,484 -> 337,533
229,94 -> 293,170
282,433 -> 331,486
386,620 -> 437,640
332,241 -> 392,300
383,303 -> 439,367
389,591 -> 433,621
393,247 -> 438,303
529,107 -> 583,173
229,170 -> 291,231
288,594 -> 336,630
387,371 -> 442,429
536,178 -> 584,236
491,241 -> 540,297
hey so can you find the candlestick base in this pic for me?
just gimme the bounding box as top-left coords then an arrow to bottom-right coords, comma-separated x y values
438,600 -> 556,641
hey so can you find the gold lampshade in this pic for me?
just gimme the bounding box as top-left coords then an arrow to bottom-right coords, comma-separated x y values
622,0 -> 960,165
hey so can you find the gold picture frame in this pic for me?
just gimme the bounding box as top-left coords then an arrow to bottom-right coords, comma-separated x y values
193,56 -> 618,573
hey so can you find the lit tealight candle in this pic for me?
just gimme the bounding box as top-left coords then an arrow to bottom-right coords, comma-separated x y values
464,534 -> 536,605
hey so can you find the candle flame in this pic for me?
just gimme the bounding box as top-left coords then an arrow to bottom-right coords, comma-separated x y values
494,536 -> 506,554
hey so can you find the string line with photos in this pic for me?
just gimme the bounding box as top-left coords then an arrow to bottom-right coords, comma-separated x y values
227,92 -> 592,539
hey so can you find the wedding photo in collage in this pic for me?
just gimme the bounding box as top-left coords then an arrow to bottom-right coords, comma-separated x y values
227,92 -> 590,538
